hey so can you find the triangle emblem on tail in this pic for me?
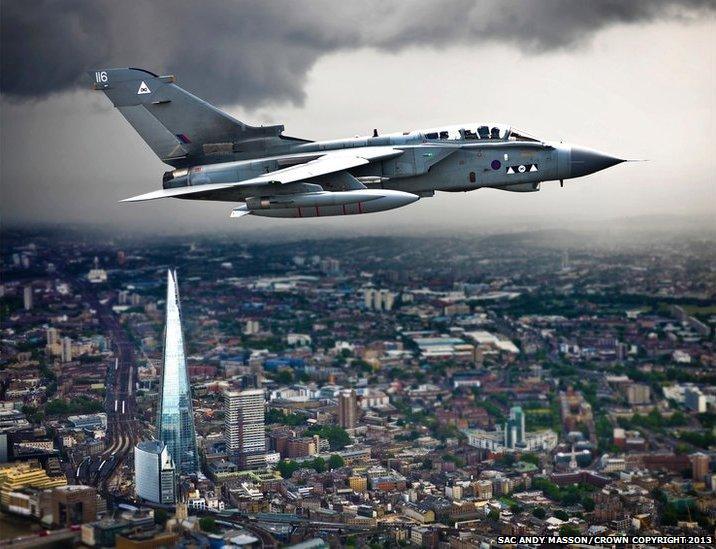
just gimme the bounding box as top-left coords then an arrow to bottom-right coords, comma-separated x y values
137,81 -> 151,94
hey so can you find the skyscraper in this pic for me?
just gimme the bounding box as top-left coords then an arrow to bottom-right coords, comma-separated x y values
504,406 -> 525,449
157,270 -> 198,475
134,440 -> 176,504
61,337 -> 73,363
338,389 -> 357,430
23,286 -> 33,310
224,389 -> 266,469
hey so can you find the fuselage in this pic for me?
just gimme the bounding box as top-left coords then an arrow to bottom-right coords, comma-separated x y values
162,122 -> 623,206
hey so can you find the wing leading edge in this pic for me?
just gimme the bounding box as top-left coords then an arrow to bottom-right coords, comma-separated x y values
121,147 -> 403,202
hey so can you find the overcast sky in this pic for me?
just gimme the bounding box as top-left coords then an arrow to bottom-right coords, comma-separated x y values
1,1 -> 715,235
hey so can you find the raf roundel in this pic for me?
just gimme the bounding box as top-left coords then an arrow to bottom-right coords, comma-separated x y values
491,160 -> 501,170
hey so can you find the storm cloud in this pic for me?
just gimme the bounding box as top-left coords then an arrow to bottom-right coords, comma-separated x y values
2,0 -> 715,108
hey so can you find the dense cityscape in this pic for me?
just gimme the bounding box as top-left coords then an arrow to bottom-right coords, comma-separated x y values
0,225 -> 714,548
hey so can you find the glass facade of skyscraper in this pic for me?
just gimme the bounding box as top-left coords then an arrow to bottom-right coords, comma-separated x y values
134,440 -> 176,504
157,270 -> 198,475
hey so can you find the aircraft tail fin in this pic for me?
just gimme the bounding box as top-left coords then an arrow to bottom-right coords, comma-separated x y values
88,68 -> 289,166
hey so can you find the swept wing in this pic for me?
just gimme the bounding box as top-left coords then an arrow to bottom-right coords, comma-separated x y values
121,147 -> 402,202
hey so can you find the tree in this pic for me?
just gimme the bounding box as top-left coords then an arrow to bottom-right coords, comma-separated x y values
305,425 -> 351,450
275,369 -> 294,384
554,509 -> 569,521
45,396 -> 103,416
199,517 -> 219,533
532,507 -> 546,519
278,460 -> 299,479
498,453 -> 516,467
328,454 -> 345,470
561,491 -> 581,506
154,509 -> 168,526
311,457 -> 326,473
45,399 -> 70,415
266,408 -> 305,426
488,509 -> 500,521
21,405 -> 44,424
582,497 -> 595,512
559,524 -> 580,536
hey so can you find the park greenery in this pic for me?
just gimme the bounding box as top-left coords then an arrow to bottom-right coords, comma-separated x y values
304,425 -> 351,450
266,408 -> 305,426
45,396 -> 104,415
532,477 -> 595,508
277,454 -> 346,478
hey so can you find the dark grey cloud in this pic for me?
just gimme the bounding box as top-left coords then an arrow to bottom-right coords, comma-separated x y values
2,0 -> 714,107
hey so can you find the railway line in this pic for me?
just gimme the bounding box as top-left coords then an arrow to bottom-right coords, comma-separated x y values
73,282 -> 143,495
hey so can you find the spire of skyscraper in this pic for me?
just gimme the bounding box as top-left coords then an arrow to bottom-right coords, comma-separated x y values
157,269 -> 198,475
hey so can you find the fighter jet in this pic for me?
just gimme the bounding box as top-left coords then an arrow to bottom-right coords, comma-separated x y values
90,68 -> 627,220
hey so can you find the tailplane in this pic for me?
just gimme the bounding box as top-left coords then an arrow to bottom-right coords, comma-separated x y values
88,68 -> 296,166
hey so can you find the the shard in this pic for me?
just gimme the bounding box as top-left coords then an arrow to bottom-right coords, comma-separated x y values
156,269 -> 198,475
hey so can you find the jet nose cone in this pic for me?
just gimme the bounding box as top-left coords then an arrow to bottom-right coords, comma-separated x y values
570,147 -> 625,178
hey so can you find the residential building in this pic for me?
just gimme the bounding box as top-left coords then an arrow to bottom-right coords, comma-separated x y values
23,286 -> 33,311
338,389 -> 357,430
627,383 -> 651,405
225,389 -> 266,469
685,387 -> 707,413
61,337 -> 73,363
504,406 -> 525,449
691,452 -> 710,483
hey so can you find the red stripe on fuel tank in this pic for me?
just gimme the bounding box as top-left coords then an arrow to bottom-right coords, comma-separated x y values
315,206 -> 320,216
297,207 -> 303,218
342,204 -> 347,215
358,202 -> 363,214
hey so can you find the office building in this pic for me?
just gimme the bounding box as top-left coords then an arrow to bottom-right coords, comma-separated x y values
50,485 -> 98,526
225,389 -> 266,469
134,440 -> 176,504
156,270 -> 198,475
504,406 -> 525,449
0,462 -> 67,509
338,389 -> 357,430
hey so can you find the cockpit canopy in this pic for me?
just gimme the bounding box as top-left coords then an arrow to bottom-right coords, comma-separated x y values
421,124 -> 541,143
